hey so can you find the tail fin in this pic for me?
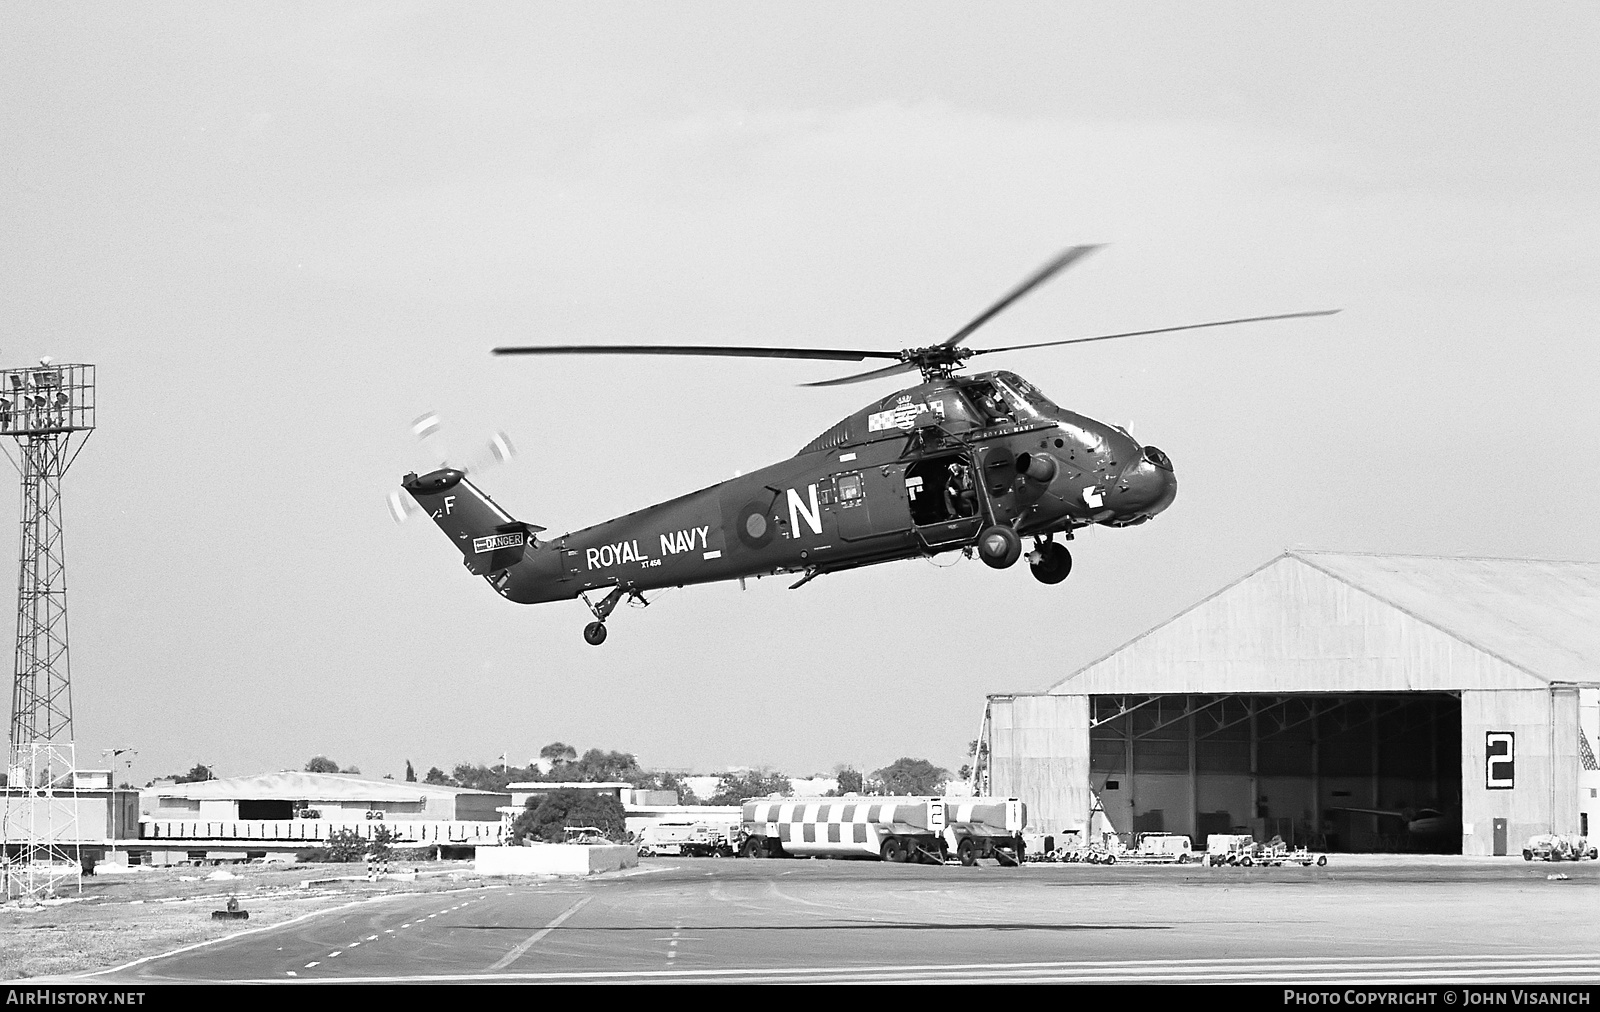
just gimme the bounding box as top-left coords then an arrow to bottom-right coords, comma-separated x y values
401,469 -> 545,576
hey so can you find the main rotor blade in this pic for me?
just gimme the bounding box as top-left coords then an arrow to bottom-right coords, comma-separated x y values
941,244 -> 1102,349
974,309 -> 1342,356
492,343 -> 902,362
801,361 -> 920,388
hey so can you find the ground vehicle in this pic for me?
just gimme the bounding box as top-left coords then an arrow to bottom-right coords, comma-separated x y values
634,820 -> 735,857
404,246 -> 1335,645
1203,834 -> 1326,867
1523,834 -> 1597,861
1203,834 -> 1255,866
738,797 -> 1026,865
1119,832 -> 1194,864
1251,838 -> 1327,867
562,826 -> 609,845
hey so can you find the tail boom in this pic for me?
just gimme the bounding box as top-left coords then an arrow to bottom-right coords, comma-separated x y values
402,469 -> 545,576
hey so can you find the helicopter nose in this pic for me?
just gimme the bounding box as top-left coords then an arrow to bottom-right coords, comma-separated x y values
1101,447 -> 1177,526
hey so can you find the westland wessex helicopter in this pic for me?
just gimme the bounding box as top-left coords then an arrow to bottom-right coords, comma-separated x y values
402,246 -> 1336,645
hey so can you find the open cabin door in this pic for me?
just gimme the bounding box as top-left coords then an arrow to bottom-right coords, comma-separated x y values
905,452 -> 985,549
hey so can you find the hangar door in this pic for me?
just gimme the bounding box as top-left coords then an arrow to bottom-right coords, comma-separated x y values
1088,692 -> 1461,853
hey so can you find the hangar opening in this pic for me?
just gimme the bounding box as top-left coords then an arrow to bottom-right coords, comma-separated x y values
982,552 -> 1600,857
1089,692 -> 1461,853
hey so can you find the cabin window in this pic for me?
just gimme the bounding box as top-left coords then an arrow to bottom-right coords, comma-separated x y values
836,473 -> 863,502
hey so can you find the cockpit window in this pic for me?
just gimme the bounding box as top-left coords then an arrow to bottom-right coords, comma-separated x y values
990,377 -> 1047,421
959,381 -> 1015,425
996,373 -> 1059,415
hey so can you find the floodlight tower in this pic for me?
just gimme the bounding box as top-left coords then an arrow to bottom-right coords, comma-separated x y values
0,361 -> 94,901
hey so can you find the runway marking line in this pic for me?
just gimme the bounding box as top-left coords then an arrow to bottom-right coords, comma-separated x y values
223,952 -> 1600,986
82,883 -> 497,980
485,895 -> 594,973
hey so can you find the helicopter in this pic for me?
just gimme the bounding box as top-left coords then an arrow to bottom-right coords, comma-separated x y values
402,245 -> 1336,645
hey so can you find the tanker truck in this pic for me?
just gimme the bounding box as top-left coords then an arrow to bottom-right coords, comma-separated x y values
738,797 -> 1026,865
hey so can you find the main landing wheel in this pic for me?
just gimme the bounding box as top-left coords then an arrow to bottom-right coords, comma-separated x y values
977,525 -> 1022,569
583,622 -> 608,646
1028,541 -> 1073,584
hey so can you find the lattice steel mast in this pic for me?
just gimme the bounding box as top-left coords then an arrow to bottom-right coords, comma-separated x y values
0,362 -> 94,901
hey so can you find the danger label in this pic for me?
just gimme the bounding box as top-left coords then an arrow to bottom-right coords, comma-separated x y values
472,532 -> 524,554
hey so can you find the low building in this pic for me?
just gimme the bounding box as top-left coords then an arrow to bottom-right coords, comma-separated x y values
505,781 -> 646,810
1,786 -> 141,856
142,771 -> 507,822
134,771 -> 509,863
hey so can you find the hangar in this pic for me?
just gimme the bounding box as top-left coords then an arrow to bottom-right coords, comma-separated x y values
981,551 -> 1600,856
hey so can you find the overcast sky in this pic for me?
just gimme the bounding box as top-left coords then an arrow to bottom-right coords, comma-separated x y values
2,2 -> 1596,785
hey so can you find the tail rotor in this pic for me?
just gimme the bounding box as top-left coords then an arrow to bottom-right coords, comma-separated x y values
389,411 -> 518,525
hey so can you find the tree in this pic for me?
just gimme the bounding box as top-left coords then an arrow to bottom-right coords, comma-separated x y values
655,770 -> 699,804
405,760 -> 416,783
510,788 -> 627,844
145,763 -> 214,786
872,757 -> 951,796
340,765 -> 361,775
959,738 -> 987,785
536,747 -> 647,786
304,756 -> 340,774
539,742 -> 577,767
451,762 -> 510,792
423,766 -> 454,786
704,769 -> 791,806
831,767 -> 864,795
320,827 -> 368,862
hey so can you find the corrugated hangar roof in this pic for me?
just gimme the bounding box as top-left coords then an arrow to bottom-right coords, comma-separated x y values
1296,552 -> 1600,686
148,771 -> 505,802
1046,551 -> 1600,695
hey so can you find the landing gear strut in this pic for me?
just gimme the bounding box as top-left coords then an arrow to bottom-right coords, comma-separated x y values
1027,540 -> 1073,584
579,586 -> 646,646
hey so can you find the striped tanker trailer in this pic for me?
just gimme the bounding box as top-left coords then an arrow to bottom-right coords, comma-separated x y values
738,797 -> 1027,865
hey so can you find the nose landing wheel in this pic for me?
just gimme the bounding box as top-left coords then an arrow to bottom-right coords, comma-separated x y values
583,622 -> 608,646
977,525 -> 1022,569
1027,541 -> 1073,584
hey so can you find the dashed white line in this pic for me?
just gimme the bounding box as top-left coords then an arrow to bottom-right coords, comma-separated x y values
329,951 -> 342,958
304,962 -> 319,968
